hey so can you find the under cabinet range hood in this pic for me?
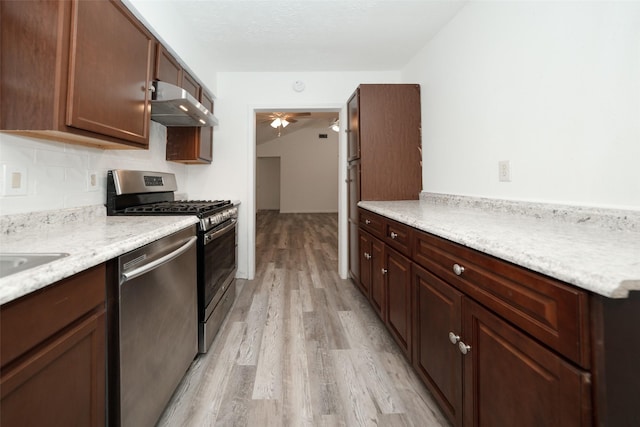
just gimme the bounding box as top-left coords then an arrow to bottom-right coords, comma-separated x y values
150,81 -> 218,127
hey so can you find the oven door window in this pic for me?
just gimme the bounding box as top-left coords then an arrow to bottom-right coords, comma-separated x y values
202,220 -> 236,309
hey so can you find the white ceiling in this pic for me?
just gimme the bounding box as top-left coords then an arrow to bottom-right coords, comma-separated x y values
149,0 -> 467,72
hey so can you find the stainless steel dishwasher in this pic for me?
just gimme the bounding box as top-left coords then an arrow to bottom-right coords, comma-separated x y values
116,226 -> 197,427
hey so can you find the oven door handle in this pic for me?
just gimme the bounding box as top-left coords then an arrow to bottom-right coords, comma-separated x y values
204,218 -> 236,245
121,236 -> 197,284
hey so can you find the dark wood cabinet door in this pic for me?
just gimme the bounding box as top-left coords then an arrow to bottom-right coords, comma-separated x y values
413,263 -> 463,426
348,161 -> 361,284
1,310 -> 106,427
358,84 -> 421,201
198,91 -> 214,161
181,71 -> 200,99
411,264 -> 463,426
0,0 -> 68,131
66,0 -> 153,147
349,221 -> 360,286
1,265 -> 106,427
369,237 -> 385,320
463,299 -> 591,427
347,89 -> 360,161
166,127 -> 208,164
385,247 -> 412,359
358,230 -> 372,297
154,43 -> 182,85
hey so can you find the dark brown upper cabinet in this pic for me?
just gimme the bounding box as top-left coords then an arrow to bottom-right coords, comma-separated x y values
154,44 -> 182,86
181,71 -> 201,100
152,43 -> 214,164
1,0 -> 154,149
347,84 -> 422,201
166,77 -> 214,164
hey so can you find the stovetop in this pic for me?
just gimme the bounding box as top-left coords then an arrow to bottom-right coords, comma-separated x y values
123,200 -> 232,216
106,171 -> 237,232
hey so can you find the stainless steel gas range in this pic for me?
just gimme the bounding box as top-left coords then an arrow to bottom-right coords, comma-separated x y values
106,169 -> 237,354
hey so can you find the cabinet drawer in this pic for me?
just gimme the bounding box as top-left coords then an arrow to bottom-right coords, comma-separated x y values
359,208 -> 384,237
384,219 -> 411,256
1,264 -> 106,368
413,231 -> 590,368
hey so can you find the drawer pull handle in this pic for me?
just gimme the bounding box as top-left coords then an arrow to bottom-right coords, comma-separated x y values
459,341 -> 472,355
390,232 -> 398,239
382,268 -> 388,275
365,219 -> 371,225
448,332 -> 460,344
453,263 -> 465,276
364,252 -> 371,260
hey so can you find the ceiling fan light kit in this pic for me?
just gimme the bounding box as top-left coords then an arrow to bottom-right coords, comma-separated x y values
270,117 -> 290,128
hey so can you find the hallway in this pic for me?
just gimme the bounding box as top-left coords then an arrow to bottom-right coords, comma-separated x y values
158,211 -> 449,426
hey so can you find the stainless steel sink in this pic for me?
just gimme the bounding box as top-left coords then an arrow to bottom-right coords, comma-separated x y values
0,253 -> 69,279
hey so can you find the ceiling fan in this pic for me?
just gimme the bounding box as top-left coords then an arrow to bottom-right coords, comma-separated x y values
260,112 -> 311,128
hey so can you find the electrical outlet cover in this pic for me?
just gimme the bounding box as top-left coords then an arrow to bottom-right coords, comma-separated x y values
88,170 -> 99,191
2,165 -> 28,196
498,160 -> 511,182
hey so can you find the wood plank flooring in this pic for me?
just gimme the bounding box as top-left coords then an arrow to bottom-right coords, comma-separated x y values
158,211 -> 450,427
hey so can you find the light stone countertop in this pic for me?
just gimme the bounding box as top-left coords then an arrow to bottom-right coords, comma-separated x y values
0,206 -> 199,305
360,195 -> 640,299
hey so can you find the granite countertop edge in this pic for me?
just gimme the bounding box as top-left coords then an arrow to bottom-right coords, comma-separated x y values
359,198 -> 640,299
0,208 -> 199,305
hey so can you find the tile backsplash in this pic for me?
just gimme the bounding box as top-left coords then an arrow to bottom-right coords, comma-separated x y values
0,122 -> 187,215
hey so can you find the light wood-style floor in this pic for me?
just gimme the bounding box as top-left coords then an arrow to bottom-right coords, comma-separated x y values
158,211 -> 449,426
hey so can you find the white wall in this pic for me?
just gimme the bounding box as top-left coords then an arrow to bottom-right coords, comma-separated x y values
256,157 -> 281,210
403,1 -> 640,210
184,71 -> 402,279
0,123 -> 187,215
124,0 -> 217,93
257,124 -> 339,213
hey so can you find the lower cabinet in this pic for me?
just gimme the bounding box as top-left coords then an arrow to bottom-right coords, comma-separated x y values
359,229 -> 384,314
358,227 -> 412,358
384,246 -> 412,359
413,263 -> 463,426
354,207 -> 597,426
413,258 -> 592,427
462,298 -> 591,427
0,265 -> 106,426
358,229 -> 373,298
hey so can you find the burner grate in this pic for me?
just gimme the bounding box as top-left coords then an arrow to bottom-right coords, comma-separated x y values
123,200 -> 231,216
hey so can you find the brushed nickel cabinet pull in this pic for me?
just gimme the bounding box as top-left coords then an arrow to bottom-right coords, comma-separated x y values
453,263 -> 465,276
459,341 -> 471,355
448,332 -> 460,344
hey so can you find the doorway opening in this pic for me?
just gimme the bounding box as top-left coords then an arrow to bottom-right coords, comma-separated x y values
250,107 -> 345,279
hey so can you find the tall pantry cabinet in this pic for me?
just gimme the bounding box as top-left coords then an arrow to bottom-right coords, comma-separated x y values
347,84 -> 422,289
